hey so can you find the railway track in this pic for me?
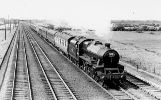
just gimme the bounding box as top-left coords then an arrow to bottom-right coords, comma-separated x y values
126,72 -> 161,100
12,30 -> 32,99
24,26 -> 78,100
4,28 -> 33,100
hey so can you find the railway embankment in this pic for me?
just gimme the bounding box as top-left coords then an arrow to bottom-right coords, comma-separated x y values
121,61 -> 161,90
0,28 -> 17,90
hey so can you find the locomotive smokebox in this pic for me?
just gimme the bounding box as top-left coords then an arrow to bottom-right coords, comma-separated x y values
103,49 -> 120,68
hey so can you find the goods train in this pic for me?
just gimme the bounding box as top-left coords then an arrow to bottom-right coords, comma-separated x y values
30,24 -> 126,85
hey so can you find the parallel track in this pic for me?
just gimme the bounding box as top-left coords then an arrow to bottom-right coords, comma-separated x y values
24,26 -> 78,100
126,73 -> 161,99
24,27 -> 56,99
4,28 -> 33,100
11,29 -> 32,99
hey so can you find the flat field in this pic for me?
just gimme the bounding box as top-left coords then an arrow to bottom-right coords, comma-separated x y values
101,31 -> 161,75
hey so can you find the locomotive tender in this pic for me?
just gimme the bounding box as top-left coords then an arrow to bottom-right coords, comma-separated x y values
30,24 -> 126,84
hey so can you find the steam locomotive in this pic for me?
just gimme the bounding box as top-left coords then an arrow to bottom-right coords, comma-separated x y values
30,24 -> 126,85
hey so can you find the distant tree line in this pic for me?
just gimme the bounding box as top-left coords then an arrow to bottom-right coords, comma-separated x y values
111,24 -> 161,31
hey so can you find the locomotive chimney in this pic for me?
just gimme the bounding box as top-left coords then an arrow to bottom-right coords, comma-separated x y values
105,43 -> 110,48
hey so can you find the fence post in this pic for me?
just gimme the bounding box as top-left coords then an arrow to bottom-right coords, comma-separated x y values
153,67 -> 155,74
4,20 -> 7,40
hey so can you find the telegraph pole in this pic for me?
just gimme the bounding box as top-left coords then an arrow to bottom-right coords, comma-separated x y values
8,15 -> 9,28
10,19 -> 11,32
4,19 -> 6,40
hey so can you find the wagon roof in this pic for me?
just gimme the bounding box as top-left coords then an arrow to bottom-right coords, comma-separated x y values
55,32 -> 74,40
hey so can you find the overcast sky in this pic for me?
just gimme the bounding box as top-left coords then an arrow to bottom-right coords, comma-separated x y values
0,0 -> 161,35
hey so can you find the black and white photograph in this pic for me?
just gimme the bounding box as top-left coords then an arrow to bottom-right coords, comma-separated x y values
0,0 -> 161,99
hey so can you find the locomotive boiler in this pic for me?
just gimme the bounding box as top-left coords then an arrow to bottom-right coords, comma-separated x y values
68,36 -> 126,84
